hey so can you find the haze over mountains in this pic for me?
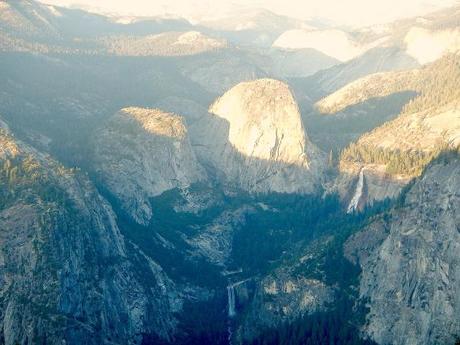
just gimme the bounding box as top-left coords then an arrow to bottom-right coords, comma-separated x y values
36,0 -> 459,27
0,1 -> 459,344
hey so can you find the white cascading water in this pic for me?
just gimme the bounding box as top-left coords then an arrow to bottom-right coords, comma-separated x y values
227,284 -> 236,345
227,279 -> 250,317
227,279 -> 250,344
347,168 -> 364,214
227,285 -> 236,318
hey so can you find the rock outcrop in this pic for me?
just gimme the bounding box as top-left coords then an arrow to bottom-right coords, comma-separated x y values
92,107 -> 206,225
185,206 -> 253,266
346,153 -> 460,345
192,79 -> 325,194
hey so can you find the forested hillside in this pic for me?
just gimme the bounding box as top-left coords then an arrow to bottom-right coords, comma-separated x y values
338,54 -> 460,177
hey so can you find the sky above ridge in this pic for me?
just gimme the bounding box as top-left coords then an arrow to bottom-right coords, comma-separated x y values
38,0 -> 459,27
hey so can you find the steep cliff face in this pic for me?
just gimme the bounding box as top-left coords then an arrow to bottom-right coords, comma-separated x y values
346,154 -> 460,345
92,107 -> 206,225
0,120 -> 182,345
192,79 -> 325,194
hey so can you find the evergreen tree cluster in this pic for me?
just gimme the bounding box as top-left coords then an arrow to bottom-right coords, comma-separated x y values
340,143 -> 449,176
0,133 -> 71,210
248,300 -> 376,345
402,54 -> 460,114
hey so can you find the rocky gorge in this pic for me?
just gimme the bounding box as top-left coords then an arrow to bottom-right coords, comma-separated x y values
0,1 -> 459,344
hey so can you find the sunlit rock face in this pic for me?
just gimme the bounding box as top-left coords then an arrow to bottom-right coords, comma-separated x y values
192,78 -> 325,194
210,79 -> 310,166
92,107 -> 206,225
314,69 -> 421,114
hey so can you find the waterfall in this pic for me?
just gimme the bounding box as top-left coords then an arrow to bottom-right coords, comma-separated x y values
227,285 -> 236,317
347,168 -> 365,214
227,285 -> 236,345
227,279 -> 250,318
226,279 -> 251,344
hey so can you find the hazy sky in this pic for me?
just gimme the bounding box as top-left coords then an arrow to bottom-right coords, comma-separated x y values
38,0 -> 459,27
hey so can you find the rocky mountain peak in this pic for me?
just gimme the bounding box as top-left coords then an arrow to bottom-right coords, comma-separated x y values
191,78 -> 324,194
209,78 -> 311,167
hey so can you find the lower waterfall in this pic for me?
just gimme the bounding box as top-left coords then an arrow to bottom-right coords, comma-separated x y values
227,285 -> 235,345
226,279 -> 250,344
227,285 -> 236,317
